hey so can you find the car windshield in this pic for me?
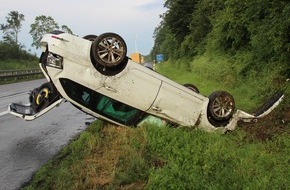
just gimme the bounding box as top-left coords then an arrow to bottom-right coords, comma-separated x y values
60,78 -> 145,125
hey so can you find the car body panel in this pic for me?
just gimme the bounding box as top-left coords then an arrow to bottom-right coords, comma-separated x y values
92,66 -> 162,111
8,99 -> 63,121
8,32 -> 284,132
41,33 -> 92,66
148,81 -> 208,126
38,31 -> 213,128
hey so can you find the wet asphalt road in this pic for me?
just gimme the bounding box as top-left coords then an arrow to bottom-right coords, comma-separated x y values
0,79 -> 94,190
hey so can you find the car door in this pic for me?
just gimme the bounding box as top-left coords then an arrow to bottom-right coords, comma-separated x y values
147,81 -> 208,126
95,66 -> 162,112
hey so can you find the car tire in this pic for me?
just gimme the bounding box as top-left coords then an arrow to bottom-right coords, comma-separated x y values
184,83 -> 199,93
207,91 -> 235,126
31,82 -> 57,113
91,32 -> 127,68
83,35 -> 98,41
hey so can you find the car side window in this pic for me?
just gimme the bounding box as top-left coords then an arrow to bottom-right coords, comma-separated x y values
60,79 -> 92,106
60,78 -> 143,125
82,91 -> 90,105
94,96 -> 138,124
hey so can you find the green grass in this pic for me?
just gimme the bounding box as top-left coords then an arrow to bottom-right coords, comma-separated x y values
0,59 -> 39,70
145,125 -> 289,190
22,52 -> 290,189
23,121 -> 290,190
22,121 -> 150,190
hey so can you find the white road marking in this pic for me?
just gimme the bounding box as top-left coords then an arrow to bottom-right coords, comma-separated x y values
0,111 -> 9,117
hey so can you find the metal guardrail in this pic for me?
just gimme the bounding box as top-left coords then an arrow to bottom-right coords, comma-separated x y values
0,69 -> 44,82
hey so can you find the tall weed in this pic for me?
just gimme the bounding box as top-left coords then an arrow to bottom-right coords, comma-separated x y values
145,125 -> 290,190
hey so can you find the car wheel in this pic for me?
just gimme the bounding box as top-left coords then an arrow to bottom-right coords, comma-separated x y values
83,35 -> 97,41
207,91 -> 235,126
31,82 -> 57,113
91,32 -> 127,68
184,83 -> 199,93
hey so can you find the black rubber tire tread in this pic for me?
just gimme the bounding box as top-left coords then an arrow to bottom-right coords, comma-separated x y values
184,83 -> 200,93
92,32 -> 127,67
31,82 -> 57,113
83,35 -> 98,41
207,91 -> 235,127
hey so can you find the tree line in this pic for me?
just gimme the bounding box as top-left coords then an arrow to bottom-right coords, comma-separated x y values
151,0 -> 290,74
0,11 -> 72,60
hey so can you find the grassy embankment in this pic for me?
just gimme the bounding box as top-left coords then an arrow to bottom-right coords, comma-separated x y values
0,59 -> 43,84
23,53 -> 289,189
0,59 -> 39,70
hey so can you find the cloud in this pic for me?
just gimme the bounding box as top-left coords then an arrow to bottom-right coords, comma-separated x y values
136,0 -> 165,11
0,0 -> 166,55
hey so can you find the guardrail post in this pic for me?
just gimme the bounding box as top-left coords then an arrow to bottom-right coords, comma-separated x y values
0,69 -> 44,83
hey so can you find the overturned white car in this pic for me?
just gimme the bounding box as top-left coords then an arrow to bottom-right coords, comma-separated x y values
9,31 -> 284,132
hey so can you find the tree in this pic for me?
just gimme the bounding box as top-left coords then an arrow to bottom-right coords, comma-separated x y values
30,15 -> 73,48
163,0 -> 198,42
0,11 -> 25,45
152,0 -> 290,72
61,25 -> 73,34
30,15 -> 59,48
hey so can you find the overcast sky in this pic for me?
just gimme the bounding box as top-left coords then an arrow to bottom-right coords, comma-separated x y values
0,0 -> 166,56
